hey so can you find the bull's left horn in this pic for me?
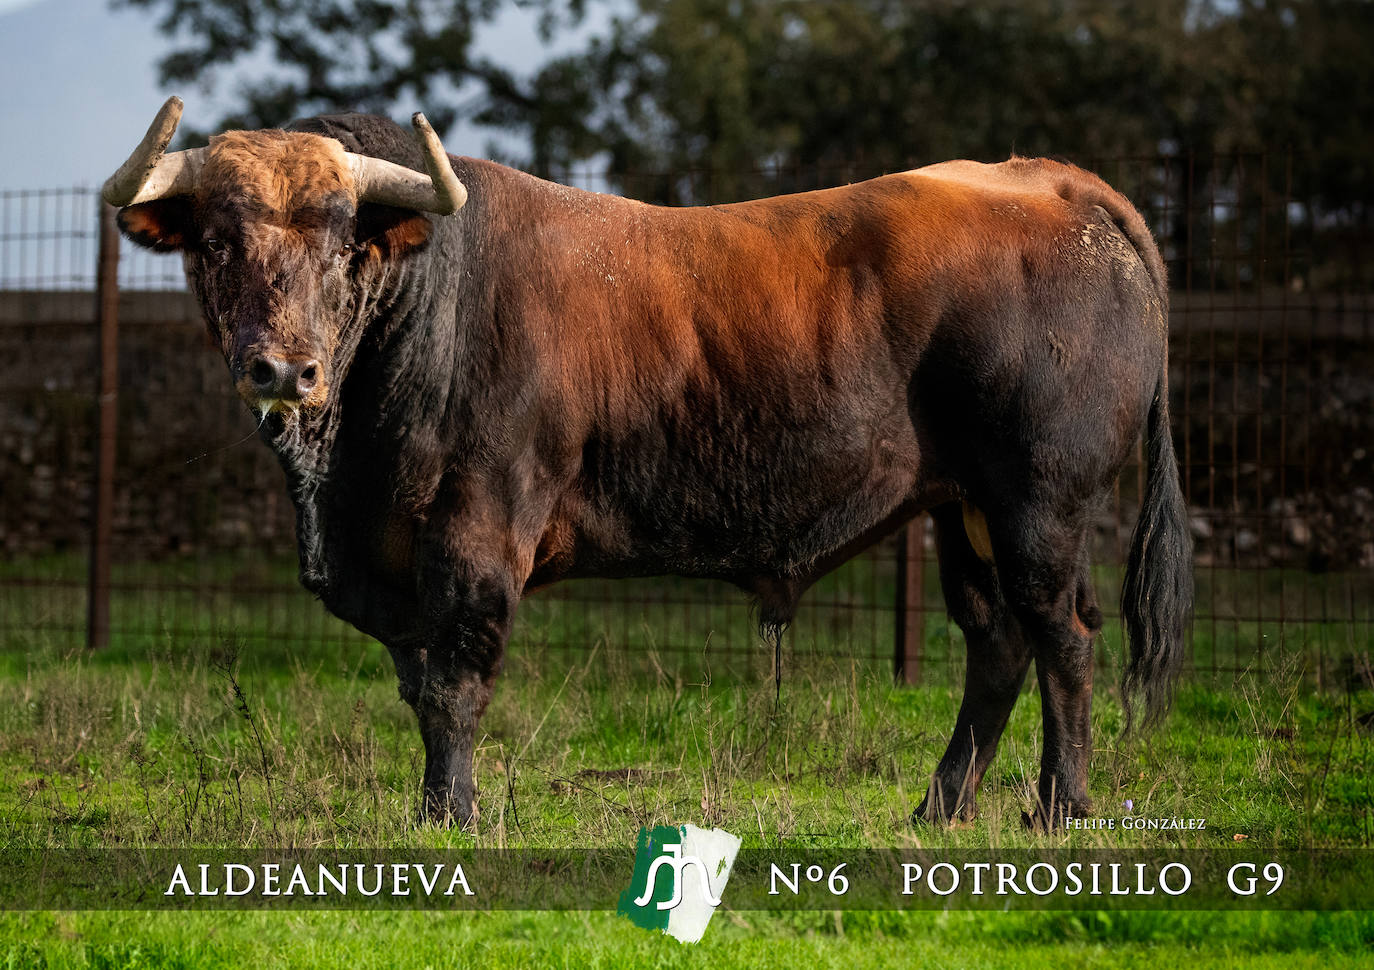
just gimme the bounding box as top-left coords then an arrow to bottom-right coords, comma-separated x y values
350,112 -> 467,215
102,95 -> 206,206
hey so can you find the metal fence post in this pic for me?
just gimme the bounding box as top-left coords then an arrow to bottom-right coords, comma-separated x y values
894,516 -> 926,684
86,201 -> 119,650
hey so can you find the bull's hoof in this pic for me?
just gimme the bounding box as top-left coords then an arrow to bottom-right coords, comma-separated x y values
1021,797 -> 1093,832
418,791 -> 478,830
912,784 -> 977,826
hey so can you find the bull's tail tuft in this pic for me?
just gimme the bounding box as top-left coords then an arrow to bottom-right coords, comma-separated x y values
1120,367 -> 1193,731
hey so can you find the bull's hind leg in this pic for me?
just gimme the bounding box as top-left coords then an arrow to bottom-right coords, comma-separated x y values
996,510 -> 1103,829
914,502 -> 1033,823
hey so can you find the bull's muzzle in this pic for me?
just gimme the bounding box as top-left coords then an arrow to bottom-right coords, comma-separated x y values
240,353 -> 325,413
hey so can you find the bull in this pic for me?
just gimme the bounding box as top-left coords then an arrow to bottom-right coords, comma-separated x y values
105,97 -> 1192,829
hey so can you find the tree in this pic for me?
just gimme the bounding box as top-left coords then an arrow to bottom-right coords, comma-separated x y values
116,0 -> 592,140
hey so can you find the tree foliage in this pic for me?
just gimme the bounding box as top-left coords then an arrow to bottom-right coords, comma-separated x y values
116,0 -> 590,138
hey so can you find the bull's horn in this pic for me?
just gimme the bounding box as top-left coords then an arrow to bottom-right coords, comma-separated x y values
349,112 -> 467,215
102,96 -> 206,206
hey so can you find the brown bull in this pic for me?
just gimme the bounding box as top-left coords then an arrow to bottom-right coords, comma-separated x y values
106,97 -> 1192,829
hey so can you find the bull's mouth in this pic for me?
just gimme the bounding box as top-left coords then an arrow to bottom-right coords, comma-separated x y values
252,398 -> 303,419
249,398 -> 314,443
242,389 -> 329,451
253,405 -> 309,451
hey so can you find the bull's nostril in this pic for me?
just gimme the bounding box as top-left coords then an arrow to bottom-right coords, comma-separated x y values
249,358 -> 276,389
297,361 -> 320,395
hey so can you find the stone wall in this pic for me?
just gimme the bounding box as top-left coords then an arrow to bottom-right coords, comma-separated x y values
0,291 -> 295,558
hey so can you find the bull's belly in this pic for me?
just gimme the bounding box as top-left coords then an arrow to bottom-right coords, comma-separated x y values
563,432 -> 923,582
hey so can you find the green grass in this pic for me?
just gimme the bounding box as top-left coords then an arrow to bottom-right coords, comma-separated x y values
0,625 -> 1369,850
0,554 -> 1371,965
3,910 -> 1374,969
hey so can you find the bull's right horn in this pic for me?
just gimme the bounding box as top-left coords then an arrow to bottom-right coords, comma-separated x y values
102,96 -> 206,206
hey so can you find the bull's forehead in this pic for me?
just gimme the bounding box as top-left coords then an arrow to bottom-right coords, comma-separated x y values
200,130 -> 356,216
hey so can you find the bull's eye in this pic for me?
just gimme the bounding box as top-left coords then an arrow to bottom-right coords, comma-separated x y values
204,237 -> 226,256
336,243 -> 356,259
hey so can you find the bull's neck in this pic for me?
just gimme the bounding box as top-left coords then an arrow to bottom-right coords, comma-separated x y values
277,238 -> 476,597
264,404 -> 336,597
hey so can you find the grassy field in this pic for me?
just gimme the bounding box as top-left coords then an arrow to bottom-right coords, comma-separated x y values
0,555 -> 1371,966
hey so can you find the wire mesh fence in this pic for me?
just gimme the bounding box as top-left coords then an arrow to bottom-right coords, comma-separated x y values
0,152 -> 1370,686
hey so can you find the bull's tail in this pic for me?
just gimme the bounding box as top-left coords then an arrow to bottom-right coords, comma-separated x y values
1120,363 -> 1193,730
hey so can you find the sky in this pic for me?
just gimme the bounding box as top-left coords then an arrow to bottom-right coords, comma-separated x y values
0,0 -> 584,190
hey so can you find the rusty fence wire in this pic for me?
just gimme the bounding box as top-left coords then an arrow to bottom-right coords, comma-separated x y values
0,153 -> 1370,687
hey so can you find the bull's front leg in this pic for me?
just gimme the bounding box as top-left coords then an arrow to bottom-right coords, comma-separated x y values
391,504 -> 521,828
393,642 -> 503,828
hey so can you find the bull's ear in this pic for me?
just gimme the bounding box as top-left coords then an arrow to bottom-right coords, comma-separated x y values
117,199 -> 195,252
356,204 -> 433,261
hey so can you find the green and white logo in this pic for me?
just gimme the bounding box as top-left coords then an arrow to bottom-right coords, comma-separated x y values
617,824 -> 741,943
